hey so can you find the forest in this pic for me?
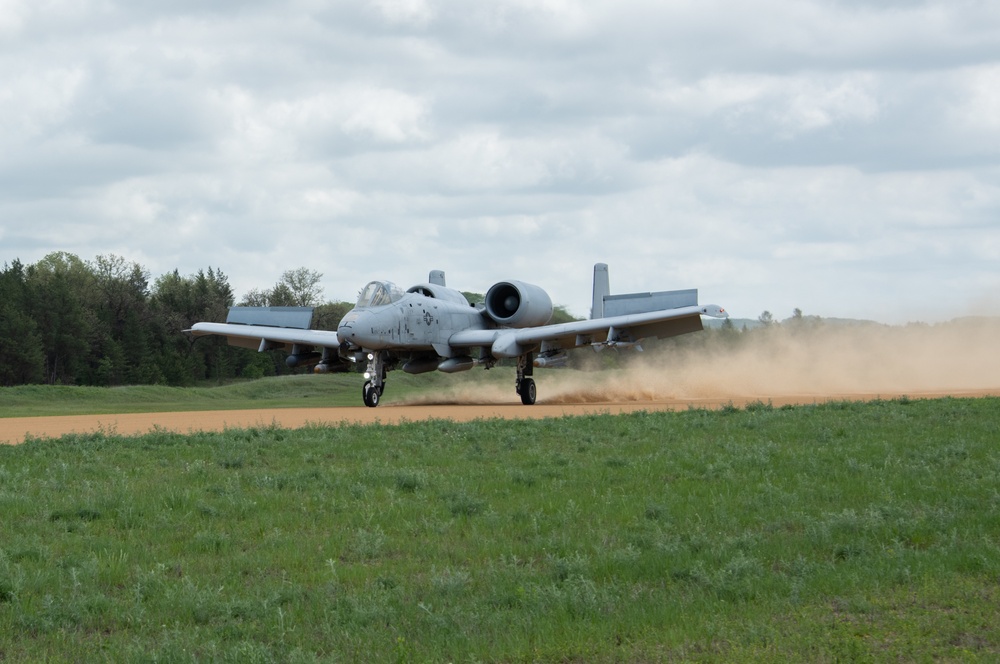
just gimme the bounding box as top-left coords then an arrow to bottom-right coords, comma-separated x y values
0,252 -> 357,388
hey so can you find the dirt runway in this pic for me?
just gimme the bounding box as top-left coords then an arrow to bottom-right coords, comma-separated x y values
3,390 -> 997,445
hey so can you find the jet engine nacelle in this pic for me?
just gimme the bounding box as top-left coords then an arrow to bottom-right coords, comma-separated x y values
485,280 -> 553,328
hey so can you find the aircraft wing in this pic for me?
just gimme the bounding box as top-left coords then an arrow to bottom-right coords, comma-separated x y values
448,304 -> 727,358
187,322 -> 341,352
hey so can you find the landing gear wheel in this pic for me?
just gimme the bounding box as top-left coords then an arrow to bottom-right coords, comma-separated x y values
363,381 -> 381,408
515,352 -> 536,405
362,351 -> 387,407
519,378 -> 536,405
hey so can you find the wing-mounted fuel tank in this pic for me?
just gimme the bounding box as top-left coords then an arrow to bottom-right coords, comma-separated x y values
484,280 -> 553,328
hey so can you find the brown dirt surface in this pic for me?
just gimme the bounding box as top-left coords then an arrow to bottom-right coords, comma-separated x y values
2,390 -> 998,445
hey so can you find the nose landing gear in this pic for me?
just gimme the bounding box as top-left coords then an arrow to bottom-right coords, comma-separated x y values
362,351 -> 387,408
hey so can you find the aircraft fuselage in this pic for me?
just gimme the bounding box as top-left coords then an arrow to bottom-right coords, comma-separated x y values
337,292 -> 487,351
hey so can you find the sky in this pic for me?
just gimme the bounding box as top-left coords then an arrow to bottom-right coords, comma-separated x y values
2,0 -> 999,323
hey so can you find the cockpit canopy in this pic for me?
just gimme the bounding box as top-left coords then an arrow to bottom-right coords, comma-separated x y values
356,280 -> 404,308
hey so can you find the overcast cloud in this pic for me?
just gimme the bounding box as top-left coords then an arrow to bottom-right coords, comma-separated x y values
2,0 -> 998,322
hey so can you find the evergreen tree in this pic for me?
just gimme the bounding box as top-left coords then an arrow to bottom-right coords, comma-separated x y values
151,267 -> 238,384
83,254 -> 154,385
0,261 -> 45,385
24,252 -> 92,384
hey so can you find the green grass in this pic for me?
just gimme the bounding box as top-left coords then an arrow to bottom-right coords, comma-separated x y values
2,397 -> 1000,661
0,371 -> 492,417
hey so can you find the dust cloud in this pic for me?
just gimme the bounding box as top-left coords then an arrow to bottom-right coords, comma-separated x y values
401,318 -> 1000,406
400,376 -> 517,406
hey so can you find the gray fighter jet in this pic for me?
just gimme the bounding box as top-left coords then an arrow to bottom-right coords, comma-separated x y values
187,263 -> 726,407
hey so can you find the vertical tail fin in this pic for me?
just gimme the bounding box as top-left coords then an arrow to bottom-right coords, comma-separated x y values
591,263 -> 609,319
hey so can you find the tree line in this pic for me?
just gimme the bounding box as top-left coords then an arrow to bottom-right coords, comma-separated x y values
0,253 -> 352,388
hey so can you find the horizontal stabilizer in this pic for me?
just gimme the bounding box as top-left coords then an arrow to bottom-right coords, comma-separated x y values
226,306 -> 314,330
602,289 -> 698,317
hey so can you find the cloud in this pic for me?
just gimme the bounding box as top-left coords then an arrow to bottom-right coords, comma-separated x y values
371,0 -> 433,27
0,0 -> 998,326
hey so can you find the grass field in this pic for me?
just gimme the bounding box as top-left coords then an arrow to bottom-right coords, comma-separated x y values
1,393 -> 999,661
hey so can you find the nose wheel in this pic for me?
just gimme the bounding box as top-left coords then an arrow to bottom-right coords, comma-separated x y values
363,381 -> 382,407
362,351 -> 387,408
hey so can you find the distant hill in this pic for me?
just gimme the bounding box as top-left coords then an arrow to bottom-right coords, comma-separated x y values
703,315 -> 1000,329
703,315 -> 883,330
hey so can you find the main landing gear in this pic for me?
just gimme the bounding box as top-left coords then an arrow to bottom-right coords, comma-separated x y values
516,352 -> 536,405
363,351 -> 386,408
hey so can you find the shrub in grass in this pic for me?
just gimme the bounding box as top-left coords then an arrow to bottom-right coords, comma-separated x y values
444,490 -> 485,517
393,470 -> 426,493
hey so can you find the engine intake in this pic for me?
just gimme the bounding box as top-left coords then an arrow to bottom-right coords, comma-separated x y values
485,280 -> 553,328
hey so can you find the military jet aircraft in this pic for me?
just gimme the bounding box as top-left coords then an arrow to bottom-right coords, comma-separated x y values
187,263 -> 726,407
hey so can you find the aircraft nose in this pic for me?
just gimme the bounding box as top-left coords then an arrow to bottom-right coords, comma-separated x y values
337,311 -> 359,342
337,309 -> 376,347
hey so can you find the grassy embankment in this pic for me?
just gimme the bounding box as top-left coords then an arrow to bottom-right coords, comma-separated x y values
0,372 -> 485,417
1,396 -> 999,661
